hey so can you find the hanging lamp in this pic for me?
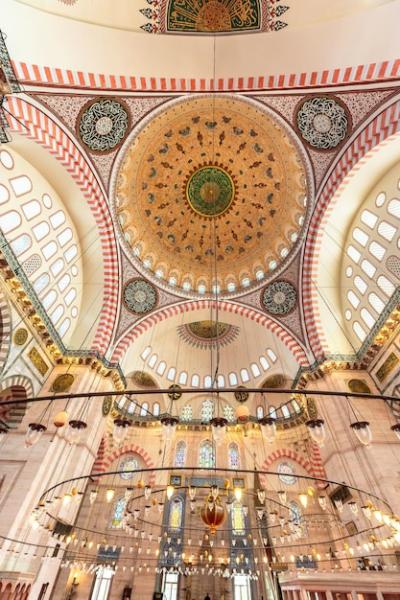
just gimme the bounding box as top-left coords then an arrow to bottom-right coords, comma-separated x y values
259,416 -> 276,442
306,419 -> 326,447
25,423 -> 47,447
210,416 -> 228,444
350,421 -> 372,446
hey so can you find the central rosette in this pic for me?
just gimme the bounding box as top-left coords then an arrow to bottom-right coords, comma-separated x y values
186,165 -> 234,217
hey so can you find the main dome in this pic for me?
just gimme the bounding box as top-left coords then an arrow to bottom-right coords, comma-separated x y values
113,95 -> 309,298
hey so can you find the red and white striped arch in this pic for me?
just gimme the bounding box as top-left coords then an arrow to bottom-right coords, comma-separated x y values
5,96 -> 119,355
261,445 -> 326,489
302,98 -> 400,360
92,440 -> 156,486
112,299 -> 310,367
12,58 -> 400,93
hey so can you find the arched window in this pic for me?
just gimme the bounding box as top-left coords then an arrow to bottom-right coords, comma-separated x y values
228,443 -> 240,469
140,402 -> 149,416
157,361 -> 166,376
110,497 -> 126,528
204,375 -> 212,388
178,371 -> 188,385
269,406 -> 277,419
174,441 -> 186,467
201,399 -> 214,422
167,367 -> 176,381
256,405 -> 264,419
191,374 -> 200,387
141,346 -> 152,360
259,356 -> 270,371
281,405 -> 291,419
169,498 -> 183,529
153,402 -> 160,416
229,372 -> 238,386
148,354 -> 157,368
250,363 -> 261,378
199,440 -> 215,468
180,404 -> 193,421
240,368 -> 250,383
266,349 -> 277,363
223,405 -> 235,422
231,502 -> 245,535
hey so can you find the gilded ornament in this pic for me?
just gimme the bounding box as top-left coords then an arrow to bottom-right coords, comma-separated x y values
102,396 -> 112,416
262,373 -> 286,388
131,371 -> 157,387
186,166 -> 234,217
13,328 -> 28,346
52,373 -> 75,393
306,397 -> 318,420
347,379 -> 371,394
28,347 -> 49,376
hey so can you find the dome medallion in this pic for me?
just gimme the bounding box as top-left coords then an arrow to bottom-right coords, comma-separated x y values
112,95 -> 311,299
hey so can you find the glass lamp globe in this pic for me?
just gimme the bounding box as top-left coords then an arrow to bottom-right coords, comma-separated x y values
306,419 -> 326,447
161,416 -> 179,442
258,416 -> 276,442
67,420 -> 87,444
113,418 -> 130,444
25,423 -> 47,447
351,421 -> 372,446
210,417 -> 228,445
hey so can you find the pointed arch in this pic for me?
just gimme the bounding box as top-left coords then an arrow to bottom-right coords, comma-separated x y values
111,299 -> 309,366
5,96 -> 119,355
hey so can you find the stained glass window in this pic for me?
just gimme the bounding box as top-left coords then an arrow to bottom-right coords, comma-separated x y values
199,440 -> 215,468
174,441 -> 186,467
111,497 -> 126,528
223,405 -> 235,422
289,501 -> 302,526
180,404 -> 193,421
228,443 -> 240,469
169,498 -> 183,529
201,399 -> 214,422
120,457 -> 139,480
231,502 -> 245,535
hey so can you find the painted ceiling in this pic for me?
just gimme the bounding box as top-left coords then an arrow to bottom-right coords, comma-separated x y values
113,95 -> 308,297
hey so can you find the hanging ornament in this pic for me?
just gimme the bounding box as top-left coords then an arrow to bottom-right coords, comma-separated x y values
350,421 -> 372,446
391,423 -> 400,440
53,411 -> 68,428
200,496 -> 226,535
161,416 -> 179,442
25,423 -> 47,447
210,417 -> 228,445
306,419 -> 326,447
113,418 -> 130,444
67,420 -> 87,444
259,416 -> 276,442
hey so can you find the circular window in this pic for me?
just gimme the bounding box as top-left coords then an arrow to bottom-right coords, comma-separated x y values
277,462 -> 297,486
119,457 -> 139,480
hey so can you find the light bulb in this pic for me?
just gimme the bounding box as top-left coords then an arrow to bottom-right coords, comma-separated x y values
89,489 -> 98,505
306,419 -> 326,447
373,509 -> 383,523
62,493 -> 72,506
234,487 -> 242,502
299,493 -> 308,508
318,496 -> 327,510
144,485 -> 152,500
105,488 -> 115,503
166,485 -> 174,500
351,421 -> 372,446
